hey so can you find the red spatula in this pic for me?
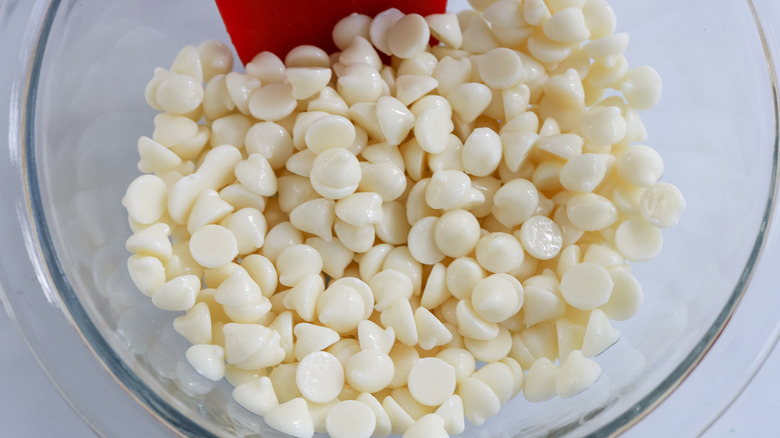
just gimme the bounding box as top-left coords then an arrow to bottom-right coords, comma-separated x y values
215,0 -> 448,65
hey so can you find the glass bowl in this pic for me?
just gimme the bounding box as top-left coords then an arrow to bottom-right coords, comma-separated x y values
2,0 -> 780,437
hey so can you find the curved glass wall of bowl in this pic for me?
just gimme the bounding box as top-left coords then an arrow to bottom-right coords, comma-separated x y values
632,0 -> 780,435
0,0 -> 779,437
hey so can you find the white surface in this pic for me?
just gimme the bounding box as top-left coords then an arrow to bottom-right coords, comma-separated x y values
1,299 -> 779,436
1,0 -> 778,434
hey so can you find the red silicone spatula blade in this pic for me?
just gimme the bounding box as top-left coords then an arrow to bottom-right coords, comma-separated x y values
215,0 -> 448,65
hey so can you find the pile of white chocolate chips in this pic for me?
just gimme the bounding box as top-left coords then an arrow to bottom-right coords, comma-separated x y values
123,0 -> 686,437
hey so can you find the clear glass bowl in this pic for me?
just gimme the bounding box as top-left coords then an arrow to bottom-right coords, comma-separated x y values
2,0 -> 780,437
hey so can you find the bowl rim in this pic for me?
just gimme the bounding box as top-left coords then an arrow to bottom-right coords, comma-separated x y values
3,0 -> 780,437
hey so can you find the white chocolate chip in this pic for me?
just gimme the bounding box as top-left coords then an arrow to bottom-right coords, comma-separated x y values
346,349 -> 395,393
269,364 -> 303,404
369,8 -> 404,55
475,232 -> 526,274
617,144 -> 665,187
296,351 -> 344,403
583,0 -> 617,39
326,400 -> 377,438
189,224 -> 239,269
523,0 -> 552,25
293,323 -> 339,360
375,201 -> 411,245
310,148 -> 362,200
566,193 -> 618,231
245,51 -> 285,83
622,66 -> 663,110
223,323 -> 285,369
342,35 -> 382,70
383,395 -> 416,435
152,275 -> 200,311
397,75 -> 440,107
388,14 -> 431,59
421,263 -> 451,310
290,198 -> 335,241
462,127 -> 503,177
241,254 -> 277,298
559,153 -> 608,193
286,67 -> 332,100
414,307 -> 453,350
640,182 -> 686,228
434,394 -> 465,435
357,319 -> 396,354
232,376 -> 279,417
602,268 -> 643,320
173,301 -> 212,345
307,237 -> 353,279
408,217 -> 446,265
305,115 -> 357,154
433,209 -> 480,258
492,179 -> 539,228
371,269 -> 414,312
338,63 -> 384,106
426,170 -> 471,210
334,219 -> 376,253
276,244 -> 323,287
407,358 -> 456,407
436,348 -> 476,385
405,414 -> 449,438
185,344 -> 225,382
523,357 -> 560,402
285,45 -> 330,68
127,254 -> 167,297
543,8 -> 591,43
123,175 -> 168,225
264,398 -> 315,438
376,96 -> 416,146
335,192 -> 384,227
456,299 -> 500,340
187,189 -> 233,234
317,283 -> 366,333
248,83 -> 296,122
388,343 -> 420,390
446,257 -> 485,300
516,215 -> 564,260
471,274 -> 523,322
426,13 -> 463,49
215,266 -> 264,307
479,48 -> 524,89
308,400 -> 340,435
581,308 -> 620,357
381,298 -> 419,347
196,39 -> 231,81
464,326 -> 513,363
459,377 -> 501,426
356,392 -> 392,438
559,262 -> 613,310
587,55 -> 628,89
615,218 -> 664,262
126,222 -> 172,260
556,350 -> 601,398
461,15 -> 499,54
283,274 -> 325,321
447,82 -> 491,124
472,361 -> 515,404
358,162 -> 407,202
225,72 -> 261,116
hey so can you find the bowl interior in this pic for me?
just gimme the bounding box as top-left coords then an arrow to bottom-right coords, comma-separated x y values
26,0 -> 778,436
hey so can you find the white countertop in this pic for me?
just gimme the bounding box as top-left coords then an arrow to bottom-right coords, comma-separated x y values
1,300 -> 778,437
2,0 -> 779,435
